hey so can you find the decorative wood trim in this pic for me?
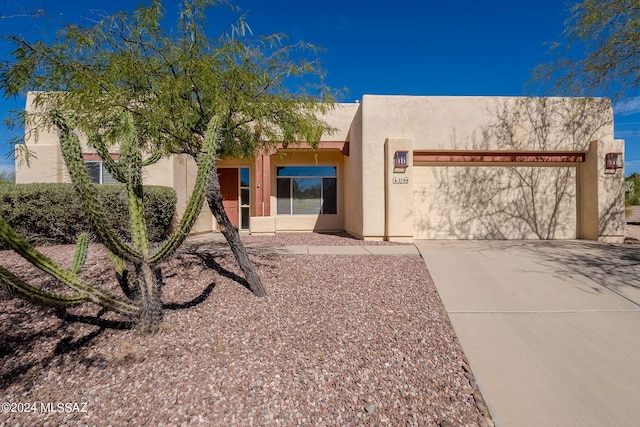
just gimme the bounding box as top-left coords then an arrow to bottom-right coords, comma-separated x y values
276,141 -> 349,156
413,150 -> 586,164
253,152 -> 272,217
82,153 -> 120,161
261,153 -> 271,216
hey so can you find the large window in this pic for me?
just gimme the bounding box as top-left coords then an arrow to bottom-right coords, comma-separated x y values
84,161 -> 118,184
277,166 -> 337,215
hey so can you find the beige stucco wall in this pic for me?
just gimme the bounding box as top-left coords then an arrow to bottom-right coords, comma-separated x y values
17,93 -> 118,184
15,92 -> 624,241
578,143 -> 599,240
343,103 -> 364,238
317,103 -> 360,142
413,165 -> 578,239
598,139 -> 626,242
359,95 -> 615,240
578,139 -> 625,243
384,137 -> 414,242
360,96 -> 613,151
167,154 -> 214,234
15,144 -> 65,183
16,93 -> 64,183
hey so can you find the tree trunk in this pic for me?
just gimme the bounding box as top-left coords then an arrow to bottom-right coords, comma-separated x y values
205,166 -> 267,297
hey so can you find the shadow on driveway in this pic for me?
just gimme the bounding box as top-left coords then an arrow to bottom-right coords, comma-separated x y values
518,240 -> 640,306
415,239 -> 640,427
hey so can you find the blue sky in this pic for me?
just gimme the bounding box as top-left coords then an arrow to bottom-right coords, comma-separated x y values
1,0 -> 639,175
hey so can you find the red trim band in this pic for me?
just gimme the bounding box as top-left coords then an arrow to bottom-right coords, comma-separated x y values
82,153 -> 120,161
413,150 -> 586,164
277,141 -> 349,156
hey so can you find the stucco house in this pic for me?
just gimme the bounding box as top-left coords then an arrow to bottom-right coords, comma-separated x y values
16,93 -> 626,242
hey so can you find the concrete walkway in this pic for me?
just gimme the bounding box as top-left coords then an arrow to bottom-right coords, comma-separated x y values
181,235 -> 420,256
415,240 -> 640,427
270,245 -> 420,255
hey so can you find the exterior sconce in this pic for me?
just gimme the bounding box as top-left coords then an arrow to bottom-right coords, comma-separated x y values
394,151 -> 409,169
605,152 -> 623,174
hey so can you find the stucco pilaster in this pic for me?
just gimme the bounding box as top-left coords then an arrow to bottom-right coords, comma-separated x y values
579,140 -> 625,243
384,138 -> 414,242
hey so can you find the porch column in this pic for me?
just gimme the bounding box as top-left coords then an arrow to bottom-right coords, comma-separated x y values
250,150 -> 276,234
578,139 -> 625,243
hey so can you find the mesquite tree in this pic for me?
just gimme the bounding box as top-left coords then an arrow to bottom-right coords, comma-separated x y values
0,112 -> 219,333
0,0 -> 335,297
534,0 -> 640,101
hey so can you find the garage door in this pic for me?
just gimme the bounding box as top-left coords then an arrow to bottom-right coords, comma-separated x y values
413,166 -> 577,239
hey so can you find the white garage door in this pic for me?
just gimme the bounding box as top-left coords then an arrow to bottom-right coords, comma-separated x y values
413,166 -> 577,239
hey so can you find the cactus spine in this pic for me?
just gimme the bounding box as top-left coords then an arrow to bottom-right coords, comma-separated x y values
0,216 -> 139,316
71,233 -> 89,274
0,265 -> 86,308
56,116 -> 144,264
0,111 -> 219,333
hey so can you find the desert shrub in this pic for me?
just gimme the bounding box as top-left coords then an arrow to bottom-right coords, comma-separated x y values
0,170 -> 15,184
626,174 -> 640,206
97,185 -> 177,242
0,183 -> 176,247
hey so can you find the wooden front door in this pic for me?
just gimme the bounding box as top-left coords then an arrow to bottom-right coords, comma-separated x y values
218,168 -> 239,227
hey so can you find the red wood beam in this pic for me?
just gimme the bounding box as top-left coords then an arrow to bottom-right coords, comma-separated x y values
254,155 -> 264,217
413,150 -> 586,164
276,141 -> 349,156
82,153 -> 120,161
261,153 -> 271,216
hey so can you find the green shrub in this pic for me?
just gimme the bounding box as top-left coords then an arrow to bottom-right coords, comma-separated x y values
0,171 -> 15,184
627,193 -> 640,206
626,174 -> 640,206
0,183 -> 176,247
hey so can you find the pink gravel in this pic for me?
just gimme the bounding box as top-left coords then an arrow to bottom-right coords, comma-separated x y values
1,233 -> 490,426
238,232 -> 411,246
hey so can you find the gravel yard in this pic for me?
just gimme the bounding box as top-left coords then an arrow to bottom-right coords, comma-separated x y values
239,231 -> 410,246
625,224 -> 640,245
0,233 -> 488,426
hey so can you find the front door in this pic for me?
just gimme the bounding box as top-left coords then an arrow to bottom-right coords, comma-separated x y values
218,168 -> 239,227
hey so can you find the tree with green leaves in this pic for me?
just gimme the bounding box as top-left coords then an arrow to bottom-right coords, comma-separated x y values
534,0 -> 640,101
0,0 -> 335,303
0,169 -> 14,184
626,172 -> 640,205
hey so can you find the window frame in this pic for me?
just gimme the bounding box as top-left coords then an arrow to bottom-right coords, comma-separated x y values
83,160 -> 117,185
239,167 -> 250,230
276,166 -> 337,215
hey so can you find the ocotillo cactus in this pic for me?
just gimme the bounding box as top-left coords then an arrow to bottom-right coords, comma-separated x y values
0,112 -> 219,333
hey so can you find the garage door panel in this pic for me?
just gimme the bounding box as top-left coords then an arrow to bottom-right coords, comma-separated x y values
413,166 -> 577,239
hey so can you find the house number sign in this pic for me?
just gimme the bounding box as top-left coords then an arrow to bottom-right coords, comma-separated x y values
393,176 -> 409,184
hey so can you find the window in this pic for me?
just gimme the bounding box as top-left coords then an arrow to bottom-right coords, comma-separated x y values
84,161 -> 118,184
240,167 -> 250,230
276,166 -> 337,215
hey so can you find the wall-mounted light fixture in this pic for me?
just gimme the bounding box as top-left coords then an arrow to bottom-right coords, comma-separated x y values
394,151 -> 409,169
605,152 -> 623,174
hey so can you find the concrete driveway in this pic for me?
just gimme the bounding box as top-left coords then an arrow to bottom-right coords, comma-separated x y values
415,240 -> 640,427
